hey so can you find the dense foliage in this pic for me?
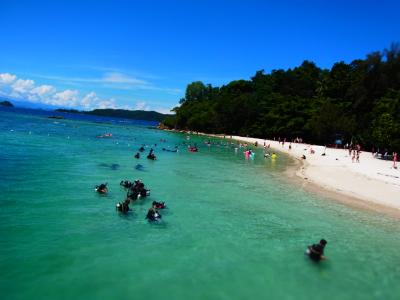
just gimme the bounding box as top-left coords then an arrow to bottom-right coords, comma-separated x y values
163,44 -> 400,151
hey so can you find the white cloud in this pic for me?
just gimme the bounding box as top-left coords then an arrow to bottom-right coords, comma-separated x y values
31,85 -> 55,96
80,92 -> 98,109
52,89 -> 79,107
154,107 -> 173,114
134,101 -> 150,111
0,73 -> 16,85
80,92 -> 119,110
103,72 -> 148,85
0,72 -> 176,113
97,99 -> 117,109
12,79 -> 35,94
27,71 -> 182,94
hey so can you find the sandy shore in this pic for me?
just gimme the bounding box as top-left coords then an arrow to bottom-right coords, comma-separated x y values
227,136 -> 400,213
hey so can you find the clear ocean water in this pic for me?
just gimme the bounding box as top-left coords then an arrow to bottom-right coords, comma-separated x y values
1,107 -> 399,300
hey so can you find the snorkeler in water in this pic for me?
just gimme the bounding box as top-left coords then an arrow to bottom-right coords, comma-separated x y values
146,207 -> 161,222
306,239 -> 327,261
95,183 -> 108,194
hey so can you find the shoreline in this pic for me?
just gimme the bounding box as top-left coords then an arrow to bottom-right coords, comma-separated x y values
282,157 -> 400,219
165,129 -> 400,218
229,135 -> 400,218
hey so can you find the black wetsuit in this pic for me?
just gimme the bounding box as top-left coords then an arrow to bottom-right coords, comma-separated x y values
309,244 -> 325,261
146,210 -> 161,221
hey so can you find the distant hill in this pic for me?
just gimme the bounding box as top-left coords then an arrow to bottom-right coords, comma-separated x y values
0,100 -> 13,107
55,108 -> 171,122
0,96 -> 171,122
55,108 -> 81,114
86,109 -> 171,122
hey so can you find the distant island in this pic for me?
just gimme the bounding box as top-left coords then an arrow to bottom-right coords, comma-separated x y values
55,108 -> 172,122
0,100 -> 13,107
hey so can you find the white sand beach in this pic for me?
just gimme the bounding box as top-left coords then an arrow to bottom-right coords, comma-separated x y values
229,136 -> 400,212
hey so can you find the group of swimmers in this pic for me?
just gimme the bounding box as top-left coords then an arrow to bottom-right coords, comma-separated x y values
134,145 -> 157,160
96,179 -> 166,222
94,138 -> 330,260
244,148 -> 277,160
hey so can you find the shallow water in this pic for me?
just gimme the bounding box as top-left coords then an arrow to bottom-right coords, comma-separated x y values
1,108 -> 399,300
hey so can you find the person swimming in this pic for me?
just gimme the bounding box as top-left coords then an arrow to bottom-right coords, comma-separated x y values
306,239 -> 327,261
146,207 -> 161,222
147,152 -> 156,160
139,145 -> 145,152
95,183 -> 108,194
126,180 -> 150,200
116,198 -> 130,213
134,152 -> 140,159
188,144 -> 198,152
152,201 -> 166,209
271,152 -> 277,159
120,180 -> 133,188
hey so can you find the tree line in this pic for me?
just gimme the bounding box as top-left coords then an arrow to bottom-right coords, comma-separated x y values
162,44 -> 400,151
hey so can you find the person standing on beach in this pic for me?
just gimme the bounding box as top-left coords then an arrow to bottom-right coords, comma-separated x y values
394,152 -> 398,168
356,150 -> 360,163
352,150 -> 356,162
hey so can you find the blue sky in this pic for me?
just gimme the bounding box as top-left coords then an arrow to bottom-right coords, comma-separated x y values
0,0 -> 399,112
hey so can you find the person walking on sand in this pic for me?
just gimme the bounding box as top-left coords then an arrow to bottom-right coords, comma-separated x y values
352,150 -> 356,163
356,150 -> 360,163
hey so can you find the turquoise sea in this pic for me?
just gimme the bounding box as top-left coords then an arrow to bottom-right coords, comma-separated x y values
1,107 -> 399,300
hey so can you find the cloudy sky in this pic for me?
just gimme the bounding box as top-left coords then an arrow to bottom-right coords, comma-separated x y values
1,0 -> 399,112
